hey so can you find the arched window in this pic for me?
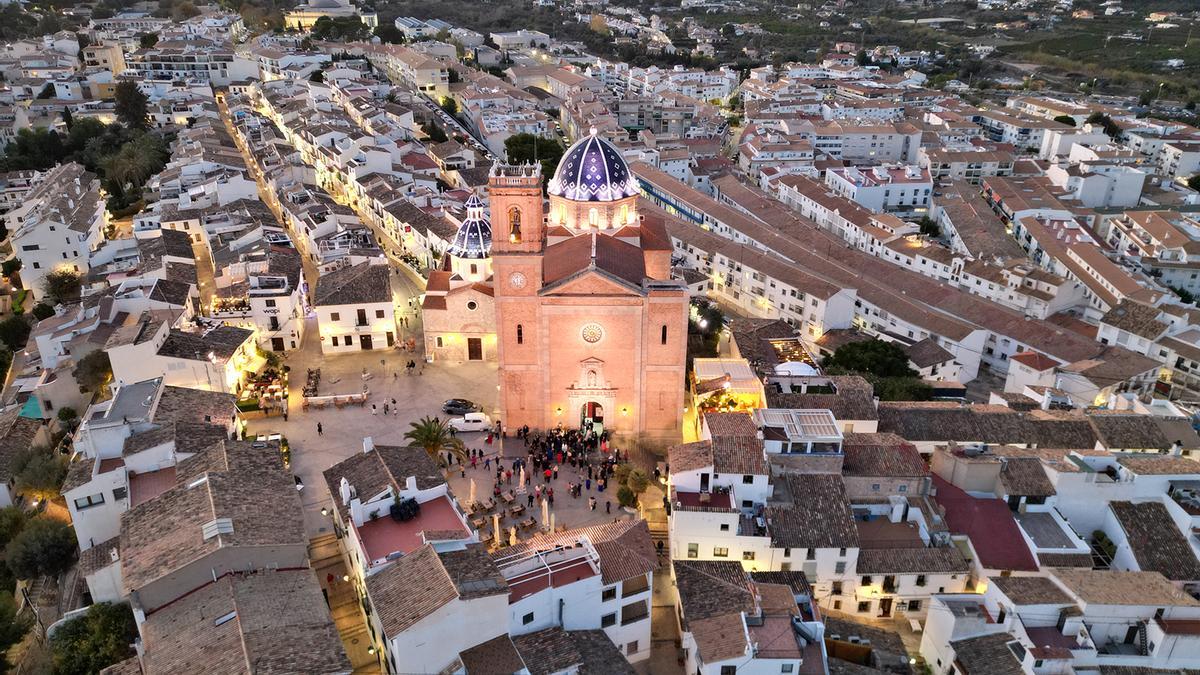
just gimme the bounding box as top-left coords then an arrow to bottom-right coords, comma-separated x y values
516,324 -> 523,345
469,263 -> 478,275
588,208 -> 599,227
661,324 -> 668,345
508,206 -> 522,243
620,204 -> 629,224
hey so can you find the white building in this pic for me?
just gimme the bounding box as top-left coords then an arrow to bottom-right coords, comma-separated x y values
313,261 -> 396,353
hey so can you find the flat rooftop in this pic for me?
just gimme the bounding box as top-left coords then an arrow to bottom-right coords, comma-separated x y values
129,466 -> 176,507
855,518 -> 924,549
355,494 -> 469,564
674,490 -> 733,510
1015,511 -> 1076,549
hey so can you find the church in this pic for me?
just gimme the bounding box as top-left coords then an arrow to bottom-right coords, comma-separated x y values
422,129 -> 689,439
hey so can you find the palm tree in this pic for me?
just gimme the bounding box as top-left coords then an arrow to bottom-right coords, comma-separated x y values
404,415 -> 466,468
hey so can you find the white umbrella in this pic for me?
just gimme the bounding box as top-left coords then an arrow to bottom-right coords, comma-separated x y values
550,512 -> 556,533
492,513 -> 501,543
469,478 -> 477,505
518,466 -> 526,492
541,498 -> 549,531
509,526 -> 518,547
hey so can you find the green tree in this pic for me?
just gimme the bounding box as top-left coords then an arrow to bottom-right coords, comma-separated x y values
1,259 -> 20,278
113,80 -> 148,130
0,316 -> 30,351
56,407 -> 78,428
1087,112 -> 1122,140
917,215 -> 940,237
13,449 -> 68,502
856,50 -> 869,66
1053,114 -> 1076,127
73,350 -> 112,392
403,416 -> 466,467
137,32 -> 158,49
6,518 -> 77,579
439,96 -> 458,115
447,68 -> 461,84
0,591 -> 31,663
823,339 -> 916,378
31,303 -> 55,321
373,23 -> 405,44
0,507 -> 26,549
503,132 -> 563,178
421,121 -> 447,143
309,69 -> 324,83
49,602 -> 137,675
42,268 -> 81,305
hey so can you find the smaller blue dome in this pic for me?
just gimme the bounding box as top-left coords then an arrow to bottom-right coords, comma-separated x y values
448,195 -> 491,259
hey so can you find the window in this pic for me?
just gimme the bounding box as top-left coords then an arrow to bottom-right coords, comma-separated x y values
74,494 -> 106,510
516,325 -> 523,344
783,548 -> 791,558
742,551 -> 755,561
687,543 -> 698,558
898,485 -> 907,493
661,325 -> 667,345
330,312 -> 340,321
861,576 -> 872,586
508,206 -> 522,242
589,208 -> 598,227
719,523 -> 730,531
781,665 -> 794,674
872,483 -> 881,492
620,600 -> 648,625
838,547 -> 847,557
113,487 -> 127,501
908,600 -> 921,612
466,301 -> 478,311
522,612 -> 534,625
721,667 -> 736,675
833,600 -> 842,610
602,587 -> 617,602
376,309 -> 385,318
916,575 -> 926,587
436,337 -> 443,348
265,299 -> 276,307
742,474 -> 753,484
857,601 -> 871,613
835,561 -> 846,574
713,547 -> 729,558
806,548 -> 816,561
601,613 -> 616,627
356,309 -> 367,326
832,581 -> 843,596
626,641 -> 639,656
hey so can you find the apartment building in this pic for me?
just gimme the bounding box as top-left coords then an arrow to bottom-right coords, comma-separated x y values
824,165 -> 933,215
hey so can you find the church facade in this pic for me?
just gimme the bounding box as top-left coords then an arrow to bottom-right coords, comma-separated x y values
489,131 -> 688,439
421,130 -> 688,439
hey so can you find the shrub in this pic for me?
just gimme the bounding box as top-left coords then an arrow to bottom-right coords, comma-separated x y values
617,486 -> 637,508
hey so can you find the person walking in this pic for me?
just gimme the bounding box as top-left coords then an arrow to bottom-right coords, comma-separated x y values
547,488 -> 554,507
552,465 -> 559,480
588,496 -> 597,511
371,404 -> 377,416
544,468 -> 552,483
527,493 -> 534,507
605,500 -> 611,514
317,422 -> 323,436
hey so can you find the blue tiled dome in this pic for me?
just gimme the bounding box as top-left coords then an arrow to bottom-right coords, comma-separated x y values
547,128 -> 639,203
448,195 -> 491,259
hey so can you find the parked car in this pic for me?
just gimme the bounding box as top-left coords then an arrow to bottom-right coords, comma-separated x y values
449,412 -> 492,433
442,399 -> 482,415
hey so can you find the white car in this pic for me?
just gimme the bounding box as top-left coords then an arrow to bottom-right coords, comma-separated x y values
449,412 -> 492,433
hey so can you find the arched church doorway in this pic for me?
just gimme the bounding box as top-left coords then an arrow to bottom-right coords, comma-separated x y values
581,402 -> 604,434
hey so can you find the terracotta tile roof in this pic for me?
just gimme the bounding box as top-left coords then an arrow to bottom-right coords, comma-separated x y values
122,422 -> 229,458
1088,413 -> 1171,451
711,436 -> 767,475
120,442 -> 304,595
1036,552 -> 1094,568
366,543 -> 506,637
672,560 -> 754,662
314,262 -> 392,306
749,570 -> 813,597
990,575 -> 1073,605
703,411 -> 758,437
855,546 -> 970,574
904,337 -> 954,368
877,402 -> 1098,449
765,376 -> 879,422
78,537 -> 120,576
322,445 -> 445,522
1110,501 -> 1200,581
99,658 -> 142,675
841,436 -> 928,477
950,633 -> 1024,675
139,570 -> 350,675
492,519 -> 657,585
458,635 -> 526,675
1052,569 -> 1200,606
1100,301 -> 1168,340
932,475 -> 1037,572
1116,454 -> 1200,476
668,441 -> 713,474
154,386 -> 237,428
765,475 -> 858,549
541,232 -> 646,290
511,628 -> 634,675
999,457 -> 1055,497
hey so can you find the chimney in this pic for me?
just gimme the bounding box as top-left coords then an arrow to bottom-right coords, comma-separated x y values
1172,440 -> 1183,456
362,436 -> 374,453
